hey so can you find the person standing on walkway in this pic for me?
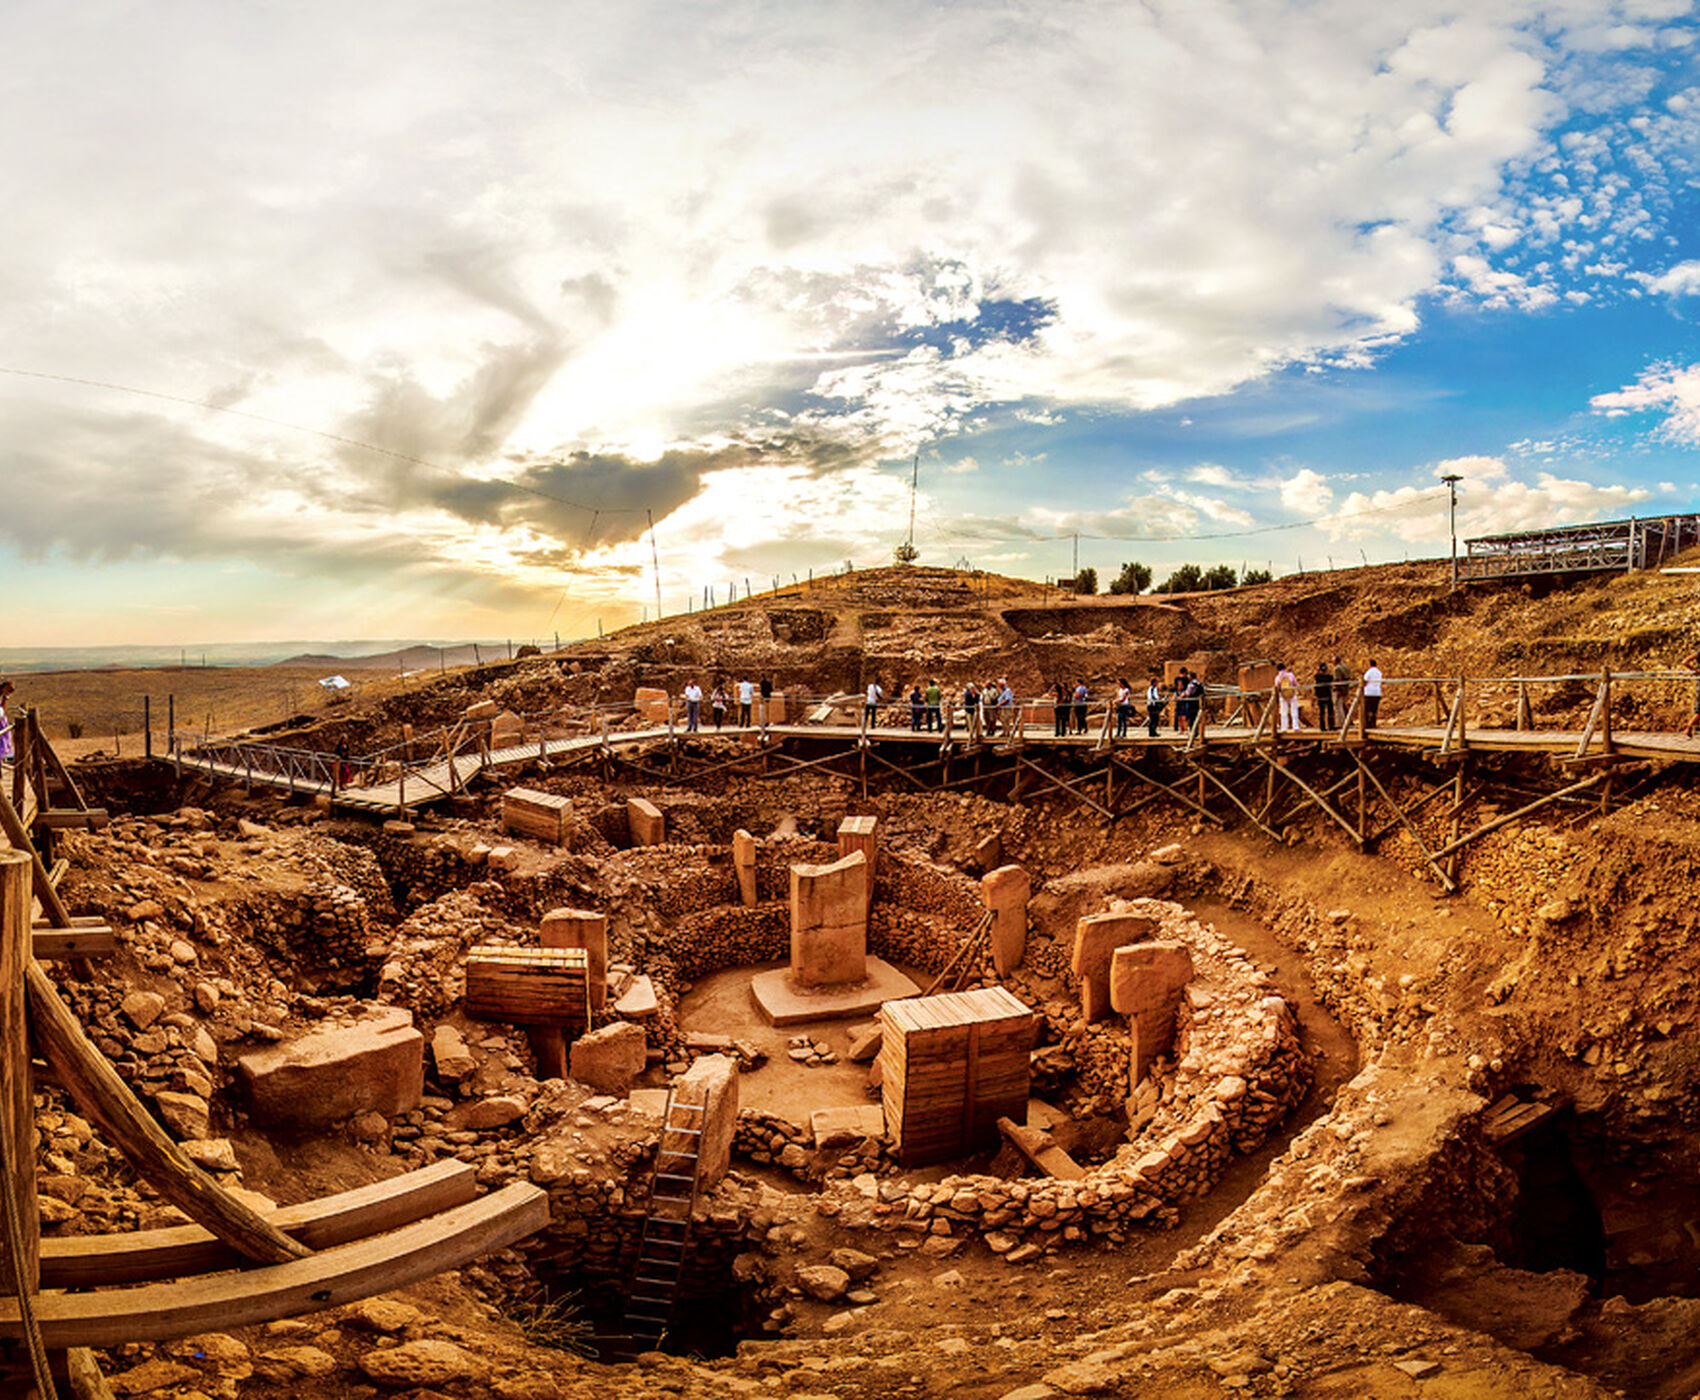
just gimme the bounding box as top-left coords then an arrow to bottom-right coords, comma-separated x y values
864,678 -> 884,727
1172,669 -> 1190,733
997,678 -> 1016,736
1052,679 -> 1070,737
1072,679 -> 1089,735
1275,663 -> 1300,731
1185,671 -> 1205,734
1332,655 -> 1351,720
737,677 -> 754,727
1314,659 -> 1336,731
759,674 -> 773,725
683,679 -> 703,732
962,679 -> 980,736
924,678 -> 943,733
1145,672 -> 1164,737
909,682 -> 925,732
1114,678 -> 1132,739
711,683 -> 728,729
1363,659 -> 1384,728
0,680 -> 15,764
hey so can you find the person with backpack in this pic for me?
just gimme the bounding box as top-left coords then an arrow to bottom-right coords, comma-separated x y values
1145,672 -> 1165,737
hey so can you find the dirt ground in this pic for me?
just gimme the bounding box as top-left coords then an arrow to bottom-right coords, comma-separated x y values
30,558 -> 1700,1400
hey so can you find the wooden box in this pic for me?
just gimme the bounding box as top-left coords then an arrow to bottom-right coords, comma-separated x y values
878,987 -> 1035,1167
502,787 -> 572,844
464,946 -> 590,1026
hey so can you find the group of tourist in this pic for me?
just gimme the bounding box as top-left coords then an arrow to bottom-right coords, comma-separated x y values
680,675 -> 774,732
1268,656 -> 1382,732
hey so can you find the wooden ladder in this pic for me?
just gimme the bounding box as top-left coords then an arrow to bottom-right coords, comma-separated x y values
614,1090 -> 706,1354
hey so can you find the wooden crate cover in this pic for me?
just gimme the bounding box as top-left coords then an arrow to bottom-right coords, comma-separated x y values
501,786 -> 573,844
878,987 -> 1035,1167
464,945 -> 590,1026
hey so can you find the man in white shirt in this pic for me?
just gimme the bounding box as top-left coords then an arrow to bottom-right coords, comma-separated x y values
865,679 -> 884,727
683,680 -> 703,732
1362,660 -> 1383,729
737,678 -> 754,727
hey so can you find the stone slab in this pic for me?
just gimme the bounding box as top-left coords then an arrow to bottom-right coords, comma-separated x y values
569,1021 -> 647,1096
981,864 -> 1030,976
789,850 -> 869,988
237,1007 -> 423,1130
627,797 -> 665,846
540,907 -> 608,1011
1071,912 -> 1159,1023
634,687 -> 671,723
674,1054 -> 738,1190
732,829 -> 758,908
614,974 -> 658,1019
810,1104 -> 886,1149
1112,941 -> 1193,1084
750,956 -> 922,1028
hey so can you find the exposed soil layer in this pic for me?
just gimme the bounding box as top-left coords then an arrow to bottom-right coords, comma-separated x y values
30,557 -> 1700,1400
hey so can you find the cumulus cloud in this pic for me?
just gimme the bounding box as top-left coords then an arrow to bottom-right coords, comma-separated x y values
1280,468 -> 1334,515
1320,472 -> 1651,546
0,0 -> 1691,639
1432,454 -> 1510,481
1591,360 -> 1700,442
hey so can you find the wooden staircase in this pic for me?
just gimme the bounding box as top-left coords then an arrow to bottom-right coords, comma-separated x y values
611,1089 -> 707,1356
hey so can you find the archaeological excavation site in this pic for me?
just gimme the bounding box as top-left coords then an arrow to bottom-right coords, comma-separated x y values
13,558 -> 1700,1399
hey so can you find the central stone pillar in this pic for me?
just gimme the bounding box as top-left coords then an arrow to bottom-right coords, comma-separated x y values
1071,912 -> 1159,1022
789,851 -> 868,987
750,849 -> 920,1025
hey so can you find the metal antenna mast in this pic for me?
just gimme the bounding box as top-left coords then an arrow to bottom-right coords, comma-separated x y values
647,509 -> 664,619
894,451 -> 920,564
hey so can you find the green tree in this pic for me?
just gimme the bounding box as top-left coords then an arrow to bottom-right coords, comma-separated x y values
1074,566 -> 1098,595
1156,563 -> 1205,594
1240,566 -> 1273,586
1202,563 -> 1238,590
1107,560 -> 1152,595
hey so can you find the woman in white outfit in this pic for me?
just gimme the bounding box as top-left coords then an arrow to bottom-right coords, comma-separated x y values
1275,663 -> 1301,731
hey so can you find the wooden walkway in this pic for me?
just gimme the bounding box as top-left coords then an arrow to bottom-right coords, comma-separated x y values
174,716 -> 1700,816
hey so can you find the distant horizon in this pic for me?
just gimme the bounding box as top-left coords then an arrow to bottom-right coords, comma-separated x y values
0,637 -> 581,675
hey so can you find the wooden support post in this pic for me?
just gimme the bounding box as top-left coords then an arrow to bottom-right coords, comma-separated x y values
1353,754 -> 1456,892
0,792 -> 71,929
2,850 -> 54,1400
27,962 -> 310,1265
1516,680 -> 1532,731
1431,680 -> 1445,725
0,852 -> 40,1288
1431,771 -> 1608,861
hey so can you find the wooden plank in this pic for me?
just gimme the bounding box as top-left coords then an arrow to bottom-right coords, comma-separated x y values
32,810 -> 111,831
27,962 -> 309,1265
40,1160 -> 478,1289
31,924 -> 117,961
0,1183 -> 550,1349
0,853 -> 39,1293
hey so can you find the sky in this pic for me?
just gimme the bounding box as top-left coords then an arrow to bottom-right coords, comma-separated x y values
4,0 -> 1700,647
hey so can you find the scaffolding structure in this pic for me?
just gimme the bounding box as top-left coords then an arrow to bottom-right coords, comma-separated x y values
1460,514 -> 1700,581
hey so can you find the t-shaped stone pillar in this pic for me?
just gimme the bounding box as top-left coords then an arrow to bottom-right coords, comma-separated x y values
837,815 -> 878,917
627,797 -> 665,846
980,864 -> 1030,976
1071,912 -> 1159,1022
732,829 -> 758,908
672,1053 -> 738,1191
1110,941 -> 1194,1084
540,908 -> 608,1010
789,851 -> 869,987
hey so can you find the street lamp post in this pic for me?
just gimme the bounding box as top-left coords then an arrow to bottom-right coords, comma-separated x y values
1441,473 -> 1463,590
